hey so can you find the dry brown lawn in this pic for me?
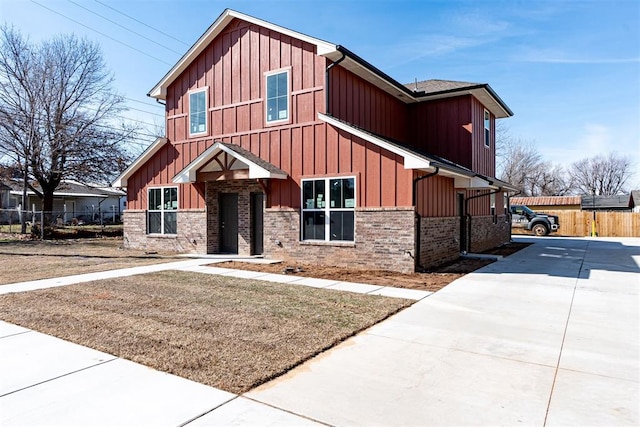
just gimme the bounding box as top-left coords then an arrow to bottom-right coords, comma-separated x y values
0,271 -> 411,393
0,238 -> 179,285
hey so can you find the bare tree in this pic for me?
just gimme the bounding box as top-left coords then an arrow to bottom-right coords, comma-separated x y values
0,26 -> 134,224
497,137 -> 573,196
570,152 -> 634,196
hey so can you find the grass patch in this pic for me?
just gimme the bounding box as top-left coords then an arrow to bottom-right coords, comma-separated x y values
0,239 -> 179,285
0,271 -> 412,393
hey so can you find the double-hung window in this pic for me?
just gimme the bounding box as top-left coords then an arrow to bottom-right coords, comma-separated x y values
484,109 -> 490,148
301,177 -> 355,242
148,187 -> 178,235
189,88 -> 207,136
265,70 -> 289,124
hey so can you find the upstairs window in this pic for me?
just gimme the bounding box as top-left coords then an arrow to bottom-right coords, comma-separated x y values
265,70 -> 289,124
301,177 -> 355,242
189,88 -> 207,136
148,187 -> 178,235
484,109 -> 490,148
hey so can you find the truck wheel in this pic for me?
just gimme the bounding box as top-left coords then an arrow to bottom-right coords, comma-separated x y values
532,224 -> 549,236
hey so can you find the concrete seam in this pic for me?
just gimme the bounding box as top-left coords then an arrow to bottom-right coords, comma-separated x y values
542,240 -> 589,426
0,357 -> 118,398
177,395 -> 239,427
240,395 -> 335,426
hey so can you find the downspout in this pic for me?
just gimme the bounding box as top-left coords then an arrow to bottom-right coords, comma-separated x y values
325,49 -> 346,115
463,186 -> 502,253
413,167 -> 439,271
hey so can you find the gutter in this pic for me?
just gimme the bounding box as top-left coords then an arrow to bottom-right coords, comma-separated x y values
325,50 -> 346,115
463,187 -> 503,253
412,167 -> 439,271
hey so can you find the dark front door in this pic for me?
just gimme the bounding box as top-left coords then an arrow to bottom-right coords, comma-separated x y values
251,193 -> 264,255
458,193 -> 466,253
219,193 -> 238,254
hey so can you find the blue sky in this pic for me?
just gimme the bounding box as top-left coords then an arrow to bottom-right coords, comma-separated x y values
2,0 -> 639,187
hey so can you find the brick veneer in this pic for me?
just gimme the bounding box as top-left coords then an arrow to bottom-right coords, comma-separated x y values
123,209 -> 207,253
469,215 -> 511,253
418,216 -> 460,269
264,207 -> 416,273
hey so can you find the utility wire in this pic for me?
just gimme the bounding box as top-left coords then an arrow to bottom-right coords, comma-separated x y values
94,0 -> 190,47
67,0 -> 183,55
30,0 -> 173,66
123,96 -> 164,109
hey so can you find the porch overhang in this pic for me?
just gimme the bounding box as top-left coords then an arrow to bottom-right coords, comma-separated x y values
173,142 -> 288,183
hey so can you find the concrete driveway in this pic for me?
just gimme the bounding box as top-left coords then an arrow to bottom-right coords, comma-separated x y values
1,237 -> 638,425
246,237 -> 639,425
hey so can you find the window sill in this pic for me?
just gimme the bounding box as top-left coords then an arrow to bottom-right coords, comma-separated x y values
147,233 -> 177,239
300,240 -> 355,248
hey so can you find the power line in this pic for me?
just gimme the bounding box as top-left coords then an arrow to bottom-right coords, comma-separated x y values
30,0 -> 173,66
123,96 -> 164,109
67,0 -> 183,56
94,0 -> 190,47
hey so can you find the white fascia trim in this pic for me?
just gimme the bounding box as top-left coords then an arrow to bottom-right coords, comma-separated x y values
149,9 -> 337,100
318,113 -> 431,170
454,176 -> 493,189
112,137 -> 168,188
172,142 -> 287,183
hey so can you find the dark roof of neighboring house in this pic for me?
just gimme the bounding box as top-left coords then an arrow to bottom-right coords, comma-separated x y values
406,79 -> 481,94
581,194 -> 632,210
3,180 -> 125,198
510,196 -> 582,206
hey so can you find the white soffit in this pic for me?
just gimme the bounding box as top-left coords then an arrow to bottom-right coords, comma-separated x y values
173,142 -> 287,183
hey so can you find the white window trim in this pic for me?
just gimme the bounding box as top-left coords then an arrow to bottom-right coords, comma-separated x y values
147,186 -> 179,235
484,109 -> 490,148
188,87 -> 208,137
264,68 -> 291,125
300,176 -> 356,242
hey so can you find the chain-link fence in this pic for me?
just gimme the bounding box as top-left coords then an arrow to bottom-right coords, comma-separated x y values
1,207 -> 123,239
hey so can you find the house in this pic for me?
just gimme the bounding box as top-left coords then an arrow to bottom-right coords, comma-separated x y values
113,9 -> 516,273
509,196 -> 582,212
632,191 -> 640,213
0,180 -> 125,224
581,194 -> 636,212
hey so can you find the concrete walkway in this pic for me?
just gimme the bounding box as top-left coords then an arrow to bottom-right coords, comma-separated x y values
1,237 -> 638,425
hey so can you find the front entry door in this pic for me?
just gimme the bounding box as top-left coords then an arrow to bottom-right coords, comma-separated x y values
251,192 -> 264,255
219,193 -> 238,254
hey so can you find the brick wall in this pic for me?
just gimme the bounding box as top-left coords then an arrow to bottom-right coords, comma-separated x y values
123,209 -> 207,253
418,216 -> 460,269
469,215 -> 511,253
205,180 -> 263,255
264,207 -> 416,273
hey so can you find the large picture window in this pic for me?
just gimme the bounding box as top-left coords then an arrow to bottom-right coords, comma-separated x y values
301,177 -> 355,242
265,70 -> 289,124
148,187 -> 178,235
189,88 -> 207,136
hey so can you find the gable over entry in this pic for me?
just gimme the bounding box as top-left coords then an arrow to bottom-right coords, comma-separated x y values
173,142 -> 287,183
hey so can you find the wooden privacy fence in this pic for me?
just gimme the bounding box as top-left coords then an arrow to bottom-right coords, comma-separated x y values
539,210 -> 640,237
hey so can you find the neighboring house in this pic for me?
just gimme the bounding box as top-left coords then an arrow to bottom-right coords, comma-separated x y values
113,9 -> 515,273
581,194 -> 635,212
630,191 -> 640,213
510,196 -> 582,212
0,180 -> 125,224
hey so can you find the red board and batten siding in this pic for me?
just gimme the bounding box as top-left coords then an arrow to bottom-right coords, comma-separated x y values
127,18 -> 413,211
471,97 -> 495,177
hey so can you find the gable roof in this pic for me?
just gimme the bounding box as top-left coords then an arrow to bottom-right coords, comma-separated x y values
4,179 -> 124,198
112,137 -> 168,188
173,142 -> 287,183
510,196 -> 582,206
581,194 -> 632,210
148,9 -> 512,118
319,113 -> 517,191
